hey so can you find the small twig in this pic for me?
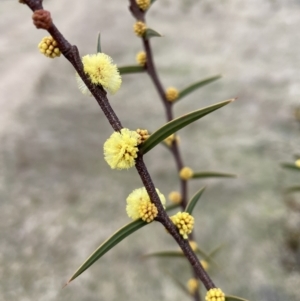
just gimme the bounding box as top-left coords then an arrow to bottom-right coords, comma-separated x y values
128,1 -> 214,299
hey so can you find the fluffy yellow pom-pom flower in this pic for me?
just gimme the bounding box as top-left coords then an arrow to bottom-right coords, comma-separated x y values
168,191 -> 182,204
136,0 -> 150,11
170,212 -> 194,239
75,73 -> 92,96
82,53 -> 122,95
295,159 -> 300,168
136,51 -> 147,66
179,167 -> 194,180
187,278 -> 199,295
134,21 -> 147,37
165,87 -> 179,102
38,36 -> 61,58
205,288 -> 225,301
104,128 -> 140,170
126,187 -> 166,222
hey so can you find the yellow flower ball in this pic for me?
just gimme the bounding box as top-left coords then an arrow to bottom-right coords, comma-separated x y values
165,87 -> 179,102
104,128 -> 140,170
82,53 -> 122,94
126,187 -> 166,222
75,73 -> 92,96
136,51 -> 147,66
133,21 -> 147,37
136,0 -> 150,11
205,288 -> 225,301
295,159 -> 300,168
168,191 -> 182,204
187,278 -> 199,295
179,167 -> 194,180
170,212 -> 194,239
38,36 -> 61,58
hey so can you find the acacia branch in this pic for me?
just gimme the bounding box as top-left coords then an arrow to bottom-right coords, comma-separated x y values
21,0 -> 215,292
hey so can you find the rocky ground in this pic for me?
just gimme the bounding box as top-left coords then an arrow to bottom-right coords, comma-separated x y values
1,0 -> 300,301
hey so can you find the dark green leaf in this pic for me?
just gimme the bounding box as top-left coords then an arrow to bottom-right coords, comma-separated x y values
151,0 -> 157,4
285,186 -> 300,193
145,28 -> 162,39
96,32 -> 101,53
67,219 -> 147,283
176,75 -> 222,101
225,295 -> 250,301
185,187 -> 206,214
140,98 -> 235,154
118,65 -> 145,75
192,171 -> 237,179
280,162 -> 300,172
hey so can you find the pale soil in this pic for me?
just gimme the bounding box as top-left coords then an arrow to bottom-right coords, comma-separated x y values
1,1 -> 300,301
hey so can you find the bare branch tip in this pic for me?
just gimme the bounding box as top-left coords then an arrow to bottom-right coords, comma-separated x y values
62,280 -> 71,289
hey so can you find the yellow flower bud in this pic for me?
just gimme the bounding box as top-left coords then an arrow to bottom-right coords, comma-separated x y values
179,167 -> 194,180
168,191 -> 182,204
170,212 -> 194,239
189,240 -> 198,251
136,0 -> 150,11
187,278 -> 199,295
200,260 -> 209,271
38,36 -> 61,58
136,51 -> 147,66
136,129 -> 150,144
295,159 -> 300,168
133,21 -> 147,37
165,87 -> 179,102
205,288 -> 225,301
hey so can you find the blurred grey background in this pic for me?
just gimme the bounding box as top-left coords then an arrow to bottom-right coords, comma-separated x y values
1,0 -> 300,300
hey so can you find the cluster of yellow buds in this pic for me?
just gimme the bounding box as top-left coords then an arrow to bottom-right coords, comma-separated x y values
133,21 -> 147,37
205,288 -> 225,301
179,167 -> 194,180
38,36 -> 61,58
136,0 -> 150,11
168,191 -> 182,204
136,129 -> 150,144
170,211 -> 194,239
187,278 -> 199,295
165,87 -> 179,102
136,51 -> 147,66
138,201 -> 158,223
